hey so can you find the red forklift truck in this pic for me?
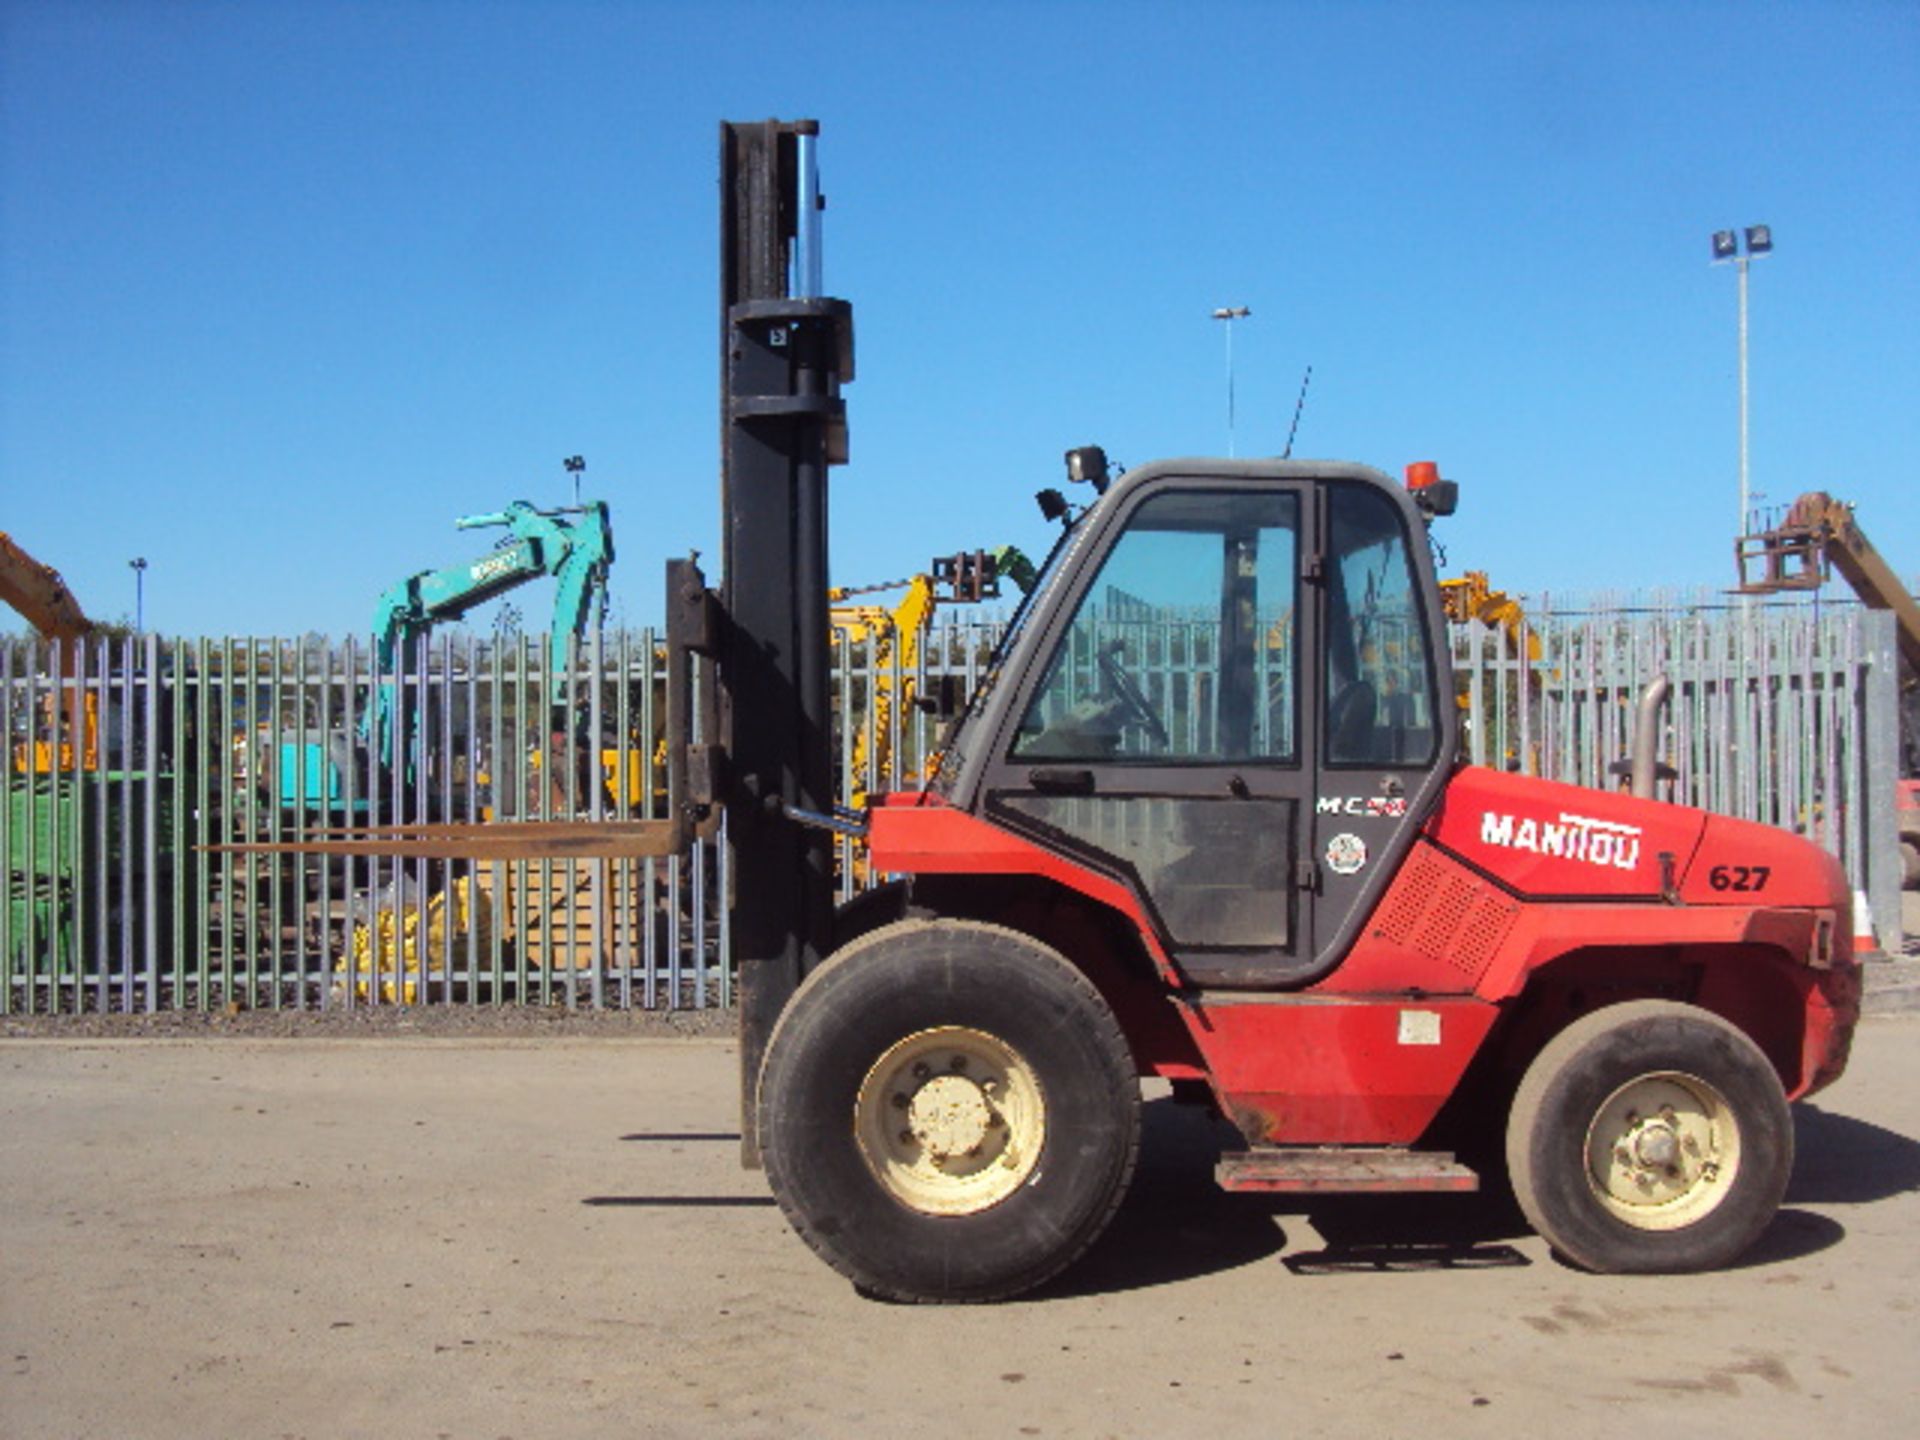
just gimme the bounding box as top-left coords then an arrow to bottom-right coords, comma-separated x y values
755,448 -> 1858,1301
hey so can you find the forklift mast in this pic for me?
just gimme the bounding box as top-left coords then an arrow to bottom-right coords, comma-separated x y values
718,121 -> 855,1161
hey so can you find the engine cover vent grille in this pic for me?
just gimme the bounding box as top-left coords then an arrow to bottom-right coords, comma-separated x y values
1375,842 -> 1521,982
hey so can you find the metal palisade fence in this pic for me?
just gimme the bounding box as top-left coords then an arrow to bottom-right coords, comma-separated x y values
1,598 -> 1904,1013
1,631 -> 721,1015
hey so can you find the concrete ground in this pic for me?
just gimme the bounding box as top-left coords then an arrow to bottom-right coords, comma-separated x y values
4,1021 -> 1919,1440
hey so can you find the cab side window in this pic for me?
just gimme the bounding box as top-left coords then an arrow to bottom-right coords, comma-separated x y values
1323,484 -> 1438,767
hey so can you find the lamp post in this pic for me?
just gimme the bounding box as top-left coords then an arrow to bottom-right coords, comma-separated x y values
1711,225 -> 1773,535
129,557 -> 148,633
1211,306 -> 1251,457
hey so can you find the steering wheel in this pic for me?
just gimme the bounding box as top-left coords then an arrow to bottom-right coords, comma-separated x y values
1097,641 -> 1171,749
1328,679 -> 1377,762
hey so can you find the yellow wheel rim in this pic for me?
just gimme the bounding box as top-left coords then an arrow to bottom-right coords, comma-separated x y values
854,1026 -> 1046,1216
1584,1071 -> 1742,1231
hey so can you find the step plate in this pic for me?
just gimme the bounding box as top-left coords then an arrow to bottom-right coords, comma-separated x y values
1216,1148 -> 1479,1195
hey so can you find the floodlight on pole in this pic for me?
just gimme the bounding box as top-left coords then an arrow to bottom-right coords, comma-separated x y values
129,557 -> 148,634
1711,225 -> 1772,536
1211,306 -> 1251,456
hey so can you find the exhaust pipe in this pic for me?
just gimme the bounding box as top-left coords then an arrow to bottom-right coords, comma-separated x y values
1628,673 -> 1673,800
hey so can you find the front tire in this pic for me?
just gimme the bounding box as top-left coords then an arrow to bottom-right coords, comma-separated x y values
1507,1000 -> 1792,1273
757,918 -> 1141,1302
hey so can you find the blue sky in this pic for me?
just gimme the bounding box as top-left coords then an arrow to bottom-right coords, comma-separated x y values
3,0 -> 1915,637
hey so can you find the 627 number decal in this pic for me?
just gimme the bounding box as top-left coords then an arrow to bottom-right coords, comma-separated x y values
1708,865 -> 1771,893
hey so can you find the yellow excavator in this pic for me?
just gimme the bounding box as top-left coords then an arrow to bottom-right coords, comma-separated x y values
1439,570 -> 1541,664
0,531 -> 101,773
1434,570 -> 1543,776
830,549 -> 1013,810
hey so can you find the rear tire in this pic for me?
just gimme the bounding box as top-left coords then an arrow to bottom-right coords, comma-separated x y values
1506,1000 -> 1792,1274
757,918 -> 1141,1302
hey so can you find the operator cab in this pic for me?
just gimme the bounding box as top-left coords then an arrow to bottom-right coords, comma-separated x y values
935,458 -> 1456,988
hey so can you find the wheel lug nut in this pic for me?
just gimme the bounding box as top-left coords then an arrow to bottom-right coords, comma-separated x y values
1614,1146 -> 1631,1167
950,1055 -> 968,1072
890,1092 -> 909,1110
987,1112 -> 1004,1128
911,1062 -> 930,1079
898,1129 -> 915,1145
981,1078 -> 1000,1096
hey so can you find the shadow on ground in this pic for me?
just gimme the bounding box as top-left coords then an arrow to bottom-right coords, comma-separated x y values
1730,1208 -> 1846,1268
583,1194 -> 775,1207
576,1098 -> 1911,1289
1046,1094 -> 1911,1297
1786,1103 -> 1920,1205
1041,1097 -> 1534,1300
584,1130 -> 771,1206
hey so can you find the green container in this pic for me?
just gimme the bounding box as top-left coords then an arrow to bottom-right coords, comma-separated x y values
5,771 -> 165,981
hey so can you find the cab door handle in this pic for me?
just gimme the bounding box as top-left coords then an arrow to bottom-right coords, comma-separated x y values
1028,768 -> 1095,795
